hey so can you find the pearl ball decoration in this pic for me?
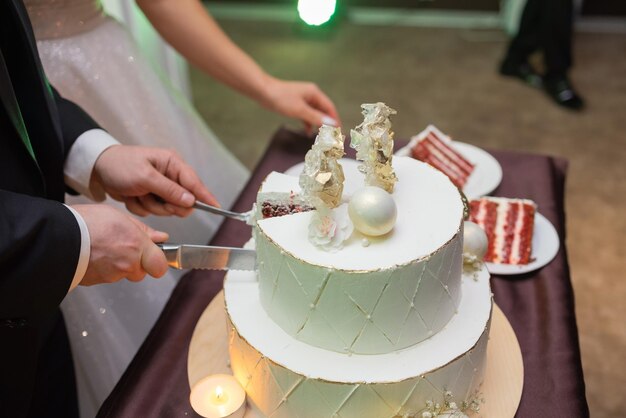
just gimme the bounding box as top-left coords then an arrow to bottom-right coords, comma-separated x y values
348,187 -> 397,236
463,221 -> 488,260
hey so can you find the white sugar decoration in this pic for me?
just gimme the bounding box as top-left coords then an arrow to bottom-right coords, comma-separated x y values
301,125 -> 354,251
348,186 -> 397,237
299,125 -> 346,209
308,204 -> 354,253
400,389 -> 483,418
462,221 -> 488,280
350,102 -> 398,193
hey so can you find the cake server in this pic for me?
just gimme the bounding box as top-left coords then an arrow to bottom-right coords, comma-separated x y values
158,244 -> 256,271
192,201 -> 254,223
153,195 -> 254,223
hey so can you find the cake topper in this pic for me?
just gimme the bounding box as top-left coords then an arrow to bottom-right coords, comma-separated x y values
300,125 -> 354,252
350,102 -> 398,193
299,125 -> 346,209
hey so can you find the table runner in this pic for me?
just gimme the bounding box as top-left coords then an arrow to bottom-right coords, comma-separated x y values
98,127 -> 589,418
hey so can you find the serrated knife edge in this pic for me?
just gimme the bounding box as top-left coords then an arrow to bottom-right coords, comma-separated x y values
158,244 -> 257,271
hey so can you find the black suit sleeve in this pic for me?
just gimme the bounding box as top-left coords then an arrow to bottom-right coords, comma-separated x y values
49,86 -> 101,195
0,189 -> 81,321
50,86 -> 100,159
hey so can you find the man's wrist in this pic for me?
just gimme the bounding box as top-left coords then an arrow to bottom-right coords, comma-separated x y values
64,129 -> 120,201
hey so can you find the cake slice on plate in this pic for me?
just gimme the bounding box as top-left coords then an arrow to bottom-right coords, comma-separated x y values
469,196 -> 537,265
410,124 -> 475,188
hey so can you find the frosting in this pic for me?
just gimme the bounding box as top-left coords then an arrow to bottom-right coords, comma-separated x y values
254,157 -> 465,354
225,266 -> 492,418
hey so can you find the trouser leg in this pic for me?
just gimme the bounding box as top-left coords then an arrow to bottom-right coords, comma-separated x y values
541,0 -> 574,79
504,0 -> 543,65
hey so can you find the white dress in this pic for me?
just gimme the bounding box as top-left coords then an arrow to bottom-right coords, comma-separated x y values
24,1 -> 249,416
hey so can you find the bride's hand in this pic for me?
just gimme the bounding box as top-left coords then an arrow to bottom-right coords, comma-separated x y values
92,145 -> 220,217
261,77 -> 341,133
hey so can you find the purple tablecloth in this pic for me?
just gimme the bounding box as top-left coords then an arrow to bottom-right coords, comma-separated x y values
98,127 -> 589,418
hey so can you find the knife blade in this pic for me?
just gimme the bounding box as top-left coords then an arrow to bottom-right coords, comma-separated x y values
158,244 -> 256,271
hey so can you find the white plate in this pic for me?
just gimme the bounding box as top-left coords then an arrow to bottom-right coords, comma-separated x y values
485,212 -> 560,275
396,141 -> 503,199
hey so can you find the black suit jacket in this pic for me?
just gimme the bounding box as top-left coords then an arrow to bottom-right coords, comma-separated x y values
1,1 -> 101,416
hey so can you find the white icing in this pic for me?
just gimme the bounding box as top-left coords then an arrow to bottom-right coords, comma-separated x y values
493,202 -> 509,263
225,267 -> 492,418
254,157 -> 465,354
258,157 -> 463,272
510,201 -> 525,265
256,232 -> 463,353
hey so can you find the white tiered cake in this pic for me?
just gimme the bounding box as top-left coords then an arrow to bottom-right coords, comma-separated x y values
224,103 -> 491,418
224,155 -> 492,418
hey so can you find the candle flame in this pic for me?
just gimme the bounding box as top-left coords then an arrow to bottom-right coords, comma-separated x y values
215,385 -> 224,400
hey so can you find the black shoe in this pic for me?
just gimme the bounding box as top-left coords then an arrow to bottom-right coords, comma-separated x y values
499,60 -> 543,89
544,77 -> 585,111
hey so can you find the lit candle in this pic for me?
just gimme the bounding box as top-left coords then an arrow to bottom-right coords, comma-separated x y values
190,374 -> 246,418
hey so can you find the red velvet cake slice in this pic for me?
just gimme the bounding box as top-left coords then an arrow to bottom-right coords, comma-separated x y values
410,125 -> 475,188
257,192 -> 314,219
469,197 -> 537,265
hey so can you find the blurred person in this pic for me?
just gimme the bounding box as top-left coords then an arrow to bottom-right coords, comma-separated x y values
24,0 -> 341,414
1,1 -> 220,417
499,0 -> 584,110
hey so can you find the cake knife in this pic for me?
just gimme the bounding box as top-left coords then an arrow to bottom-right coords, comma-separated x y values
158,244 -> 256,271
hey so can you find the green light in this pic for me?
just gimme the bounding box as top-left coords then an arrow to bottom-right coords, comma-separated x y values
297,0 -> 337,26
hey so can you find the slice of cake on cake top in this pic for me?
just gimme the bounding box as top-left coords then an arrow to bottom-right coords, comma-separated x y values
409,124 -> 475,188
257,192 -> 314,219
469,196 -> 537,265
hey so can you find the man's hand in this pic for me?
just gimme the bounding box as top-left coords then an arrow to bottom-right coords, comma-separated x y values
92,145 -> 219,217
73,204 -> 169,286
261,77 -> 341,134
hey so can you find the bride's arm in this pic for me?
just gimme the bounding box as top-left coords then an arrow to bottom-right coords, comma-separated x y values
136,0 -> 340,130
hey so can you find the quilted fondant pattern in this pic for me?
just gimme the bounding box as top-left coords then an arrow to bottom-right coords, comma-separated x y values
228,317 -> 489,418
257,231 -> 463,354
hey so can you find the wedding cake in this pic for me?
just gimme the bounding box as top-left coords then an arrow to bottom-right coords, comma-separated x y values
224,104 -> 492,418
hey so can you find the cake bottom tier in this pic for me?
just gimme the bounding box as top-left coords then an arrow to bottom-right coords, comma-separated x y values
225,267 -> 492,418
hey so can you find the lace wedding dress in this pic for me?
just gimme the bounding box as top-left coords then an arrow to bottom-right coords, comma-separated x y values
25,1 -> 249,416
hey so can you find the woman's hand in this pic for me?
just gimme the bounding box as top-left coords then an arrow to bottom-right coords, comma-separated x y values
261,77 -> 341,133
137,0 -> 341,133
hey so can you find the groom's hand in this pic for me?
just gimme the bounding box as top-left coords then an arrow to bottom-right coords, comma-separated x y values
92,145 -> 219,217
72,204 -> 170,286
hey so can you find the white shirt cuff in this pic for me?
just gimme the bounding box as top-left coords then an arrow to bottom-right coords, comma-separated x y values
64,129 -> 120,201
64,205 -> 91,292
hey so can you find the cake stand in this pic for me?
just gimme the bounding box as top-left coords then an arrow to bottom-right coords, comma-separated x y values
188,291 -> 523,418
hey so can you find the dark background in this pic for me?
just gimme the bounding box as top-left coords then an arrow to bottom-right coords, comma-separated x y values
208,0 -> 626,16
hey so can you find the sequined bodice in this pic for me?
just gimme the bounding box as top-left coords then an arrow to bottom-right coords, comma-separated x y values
25,0 -> 106,40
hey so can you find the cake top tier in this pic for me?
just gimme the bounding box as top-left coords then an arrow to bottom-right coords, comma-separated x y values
257,156 -> 464,271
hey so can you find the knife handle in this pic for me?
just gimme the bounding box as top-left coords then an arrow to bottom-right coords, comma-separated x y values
157,243 -> 182,269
